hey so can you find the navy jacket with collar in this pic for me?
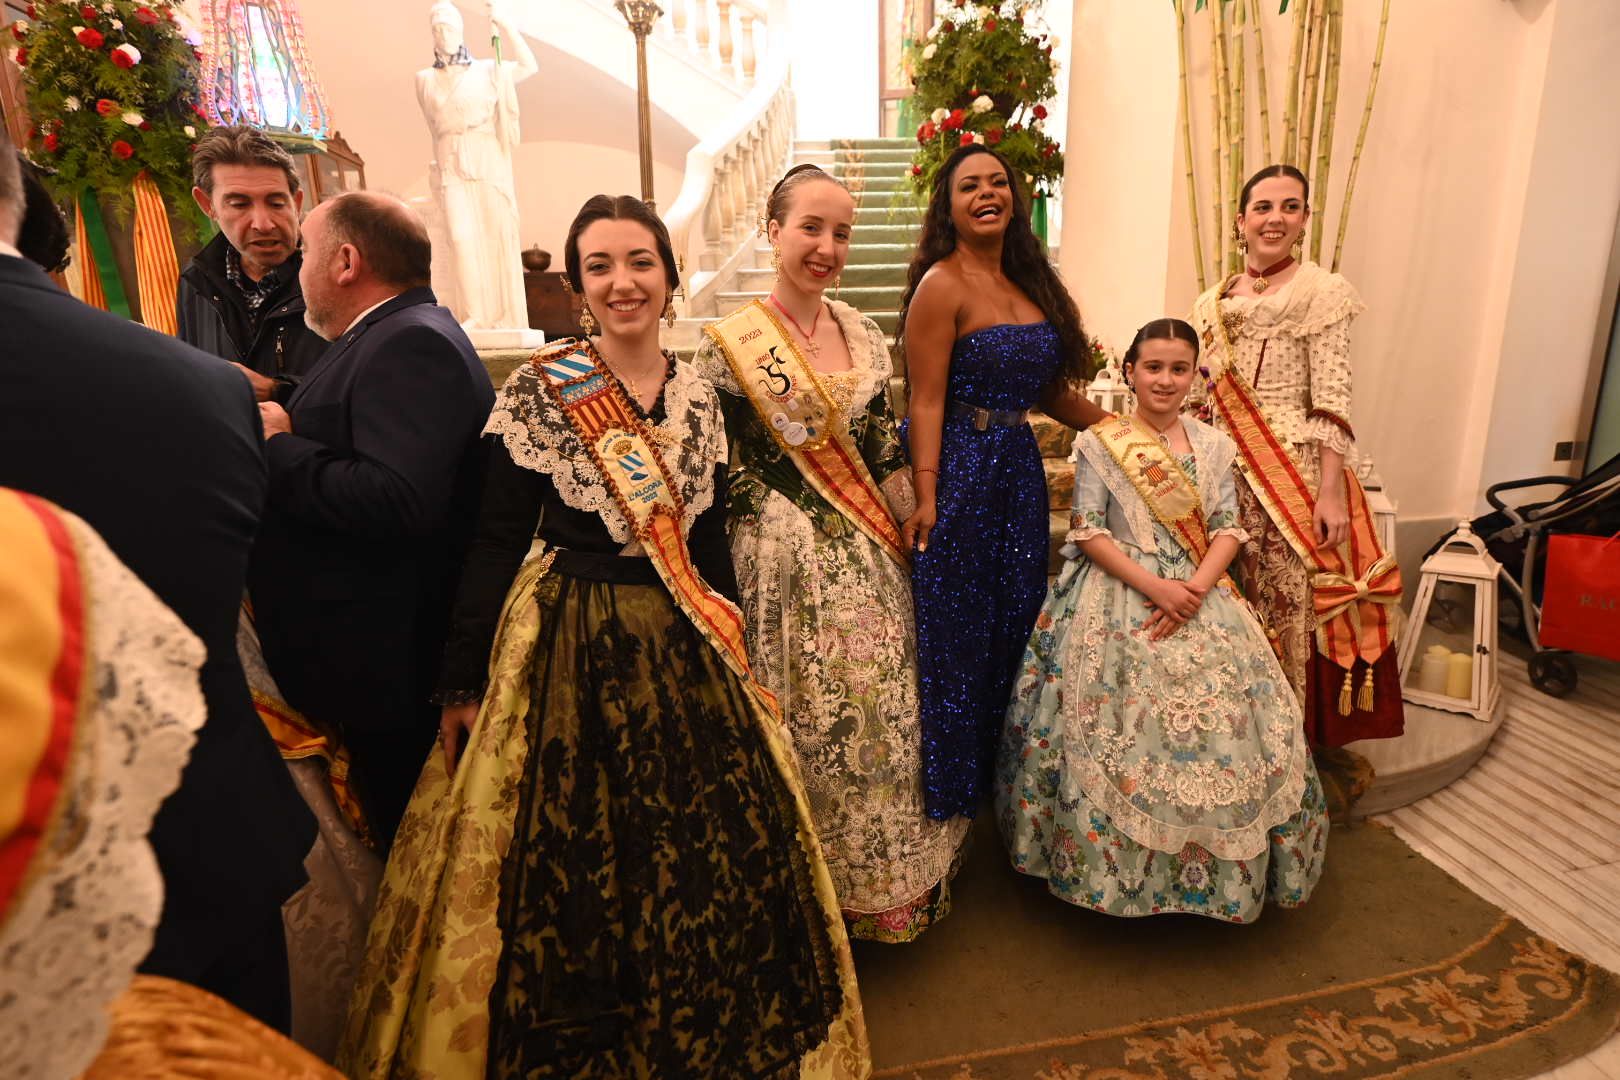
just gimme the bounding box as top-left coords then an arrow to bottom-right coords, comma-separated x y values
246,287 -> 495,842
0,252 -> 315,1014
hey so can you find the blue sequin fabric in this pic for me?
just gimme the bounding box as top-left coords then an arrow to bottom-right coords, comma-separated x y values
906,321 -> 1062,820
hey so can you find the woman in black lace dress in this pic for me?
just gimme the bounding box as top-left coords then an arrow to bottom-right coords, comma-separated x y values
339,197 -> 868,1080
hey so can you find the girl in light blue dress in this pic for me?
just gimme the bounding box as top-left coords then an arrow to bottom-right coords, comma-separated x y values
995,318 -> 1328,923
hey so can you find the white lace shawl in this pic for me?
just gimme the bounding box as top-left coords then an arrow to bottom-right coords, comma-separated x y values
483,342 -> 727,545
0,507 -> 205,1080
696,299 -> 893,413
1190,261 -> 1365,342
1069,416 -> 1245,554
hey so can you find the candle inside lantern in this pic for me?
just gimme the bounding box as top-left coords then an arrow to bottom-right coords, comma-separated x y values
1446,651 -> 1474,699
1418,645 -> 1452,694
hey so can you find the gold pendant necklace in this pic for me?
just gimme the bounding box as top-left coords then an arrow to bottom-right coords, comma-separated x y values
1245,254 -> 1296,294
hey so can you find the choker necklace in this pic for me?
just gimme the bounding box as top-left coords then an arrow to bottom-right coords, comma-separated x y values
1245,255 -> 1295,294
770,294 -> 822,358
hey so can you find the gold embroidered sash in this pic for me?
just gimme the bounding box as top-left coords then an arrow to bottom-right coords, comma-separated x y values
532,340 -> 778,711
703,301 -> 909,566
1092,412 -> 1216,567
1208,302 -> 1402,683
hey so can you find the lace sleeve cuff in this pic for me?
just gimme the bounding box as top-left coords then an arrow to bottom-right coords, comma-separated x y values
1065,527 -> 1112,544
1307,411 -> 1354,455
1210,526 -> 1250,545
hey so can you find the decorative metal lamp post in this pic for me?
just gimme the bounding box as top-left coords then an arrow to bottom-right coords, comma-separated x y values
1397,520 -> 1503,723
615,0 -> 663,209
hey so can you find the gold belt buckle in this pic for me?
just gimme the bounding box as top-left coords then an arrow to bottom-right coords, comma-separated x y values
973,406 -> 991,431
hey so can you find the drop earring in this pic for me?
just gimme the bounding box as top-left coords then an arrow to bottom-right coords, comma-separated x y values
563,274 -> 599,336
1233,221 -> 1248,255
771,246 -> 783,277
663,292 -> 677,328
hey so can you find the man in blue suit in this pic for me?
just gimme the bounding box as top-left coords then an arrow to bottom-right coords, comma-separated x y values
0,129 -> 313,1033
249,191 -> 495,846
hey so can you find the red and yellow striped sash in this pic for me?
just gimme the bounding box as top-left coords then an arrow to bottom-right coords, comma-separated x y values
1207,308 -> 1401,674
532,341 -> 775,709
0,491 -> 87,925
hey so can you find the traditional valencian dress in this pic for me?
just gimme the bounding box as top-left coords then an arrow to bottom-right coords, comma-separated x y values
697,300 -> 969,943
995,416 -> 1328,922
1188,263 -> 1404,750
338,341 -> 869,1079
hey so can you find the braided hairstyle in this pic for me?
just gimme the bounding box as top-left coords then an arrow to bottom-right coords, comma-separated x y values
1122,317 -> 1200,376
762,163 -> 851,233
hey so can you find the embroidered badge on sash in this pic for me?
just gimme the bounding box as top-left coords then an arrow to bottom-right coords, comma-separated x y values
528,340 -> 777,712
705,300 -> 909,565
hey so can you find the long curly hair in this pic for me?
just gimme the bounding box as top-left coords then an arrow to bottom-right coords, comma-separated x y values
898,145 -> 1089,385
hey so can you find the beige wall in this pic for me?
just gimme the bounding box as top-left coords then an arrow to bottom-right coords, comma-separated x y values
1057,2 -> 1178,357
298,2 -> 695,258
1062,0 -> 1620,576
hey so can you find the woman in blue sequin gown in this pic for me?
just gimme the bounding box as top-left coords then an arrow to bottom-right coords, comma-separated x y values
898,145 -> 1106,820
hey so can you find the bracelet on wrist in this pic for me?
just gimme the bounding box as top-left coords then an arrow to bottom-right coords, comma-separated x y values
913,465 -> 939,476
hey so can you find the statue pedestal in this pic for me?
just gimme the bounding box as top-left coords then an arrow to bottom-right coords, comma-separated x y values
468,327 -> 546,351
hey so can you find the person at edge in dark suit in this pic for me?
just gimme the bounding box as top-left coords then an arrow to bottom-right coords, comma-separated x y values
179,126 -> 328,405
0,127 -> 315,1034
249,190 -> 496,848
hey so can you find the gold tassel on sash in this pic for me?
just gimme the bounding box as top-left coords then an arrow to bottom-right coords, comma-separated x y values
1338,666 -> 1355,717
1357,665 -> 1376,713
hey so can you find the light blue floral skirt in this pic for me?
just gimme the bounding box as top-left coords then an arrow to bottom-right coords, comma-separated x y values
994,546 -> 1329,924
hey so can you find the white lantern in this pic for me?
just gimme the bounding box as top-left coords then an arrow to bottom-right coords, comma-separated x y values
1084,360 -> 1133,418
1397,520 -> 1502,722
1356,458 -> 1399,556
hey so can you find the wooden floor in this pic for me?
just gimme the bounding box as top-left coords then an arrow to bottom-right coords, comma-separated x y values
1377,651 -> 1620,1078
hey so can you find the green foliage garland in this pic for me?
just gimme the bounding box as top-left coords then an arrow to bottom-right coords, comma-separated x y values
8,0 -> 206,218
904,0 -> 1064,201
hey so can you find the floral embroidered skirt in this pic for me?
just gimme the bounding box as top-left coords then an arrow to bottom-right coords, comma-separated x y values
729,491 -> 969,942
995,547 -> 1329,924
339,554 -> 868,1080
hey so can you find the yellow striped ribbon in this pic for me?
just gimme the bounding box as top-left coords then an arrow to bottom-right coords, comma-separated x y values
131,172 -> 179,335
71,196 -> 108,311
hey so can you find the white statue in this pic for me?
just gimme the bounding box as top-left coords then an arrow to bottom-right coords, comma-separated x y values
416,0 -> 541,345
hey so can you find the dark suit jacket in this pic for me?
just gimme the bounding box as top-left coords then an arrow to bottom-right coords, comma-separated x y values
0,254 -> 316,976
247,288 -> 494,813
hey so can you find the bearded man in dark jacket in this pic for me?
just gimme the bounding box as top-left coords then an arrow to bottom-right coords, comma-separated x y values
178,126 -> 327,405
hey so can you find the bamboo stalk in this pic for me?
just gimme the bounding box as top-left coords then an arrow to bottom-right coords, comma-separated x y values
1281,0 -> 1307,165
1174,0 -> 1208,292
1296,0 -> 1327,195
1230,0 -> 1246,276
1249,0 -> 1272,164
1211,0 -> 1232,277
1333,0 -> 1390,271
1311,0 -> 1343,263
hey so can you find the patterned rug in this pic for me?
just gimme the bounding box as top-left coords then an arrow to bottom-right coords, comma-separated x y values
855,819 -> 1620,1080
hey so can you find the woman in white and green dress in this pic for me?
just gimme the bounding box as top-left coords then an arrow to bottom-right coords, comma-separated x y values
996,318 -> 1327,923
696,165 -> 967,941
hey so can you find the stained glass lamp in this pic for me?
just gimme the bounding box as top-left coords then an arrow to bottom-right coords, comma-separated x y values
199,0 -> 330,143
